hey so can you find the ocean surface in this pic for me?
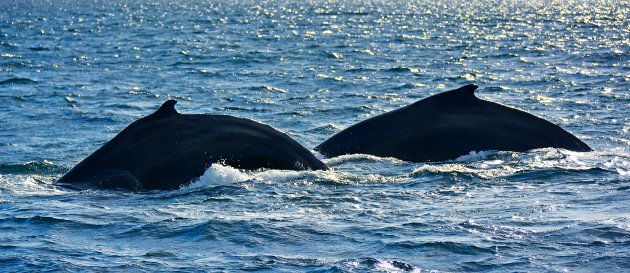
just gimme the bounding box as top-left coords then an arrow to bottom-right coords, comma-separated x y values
1,0 -> 629,271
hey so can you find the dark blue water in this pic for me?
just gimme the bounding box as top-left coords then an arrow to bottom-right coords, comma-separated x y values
1,0 -> 629,271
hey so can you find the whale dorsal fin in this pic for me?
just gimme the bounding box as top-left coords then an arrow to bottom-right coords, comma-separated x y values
431,84 -> 479,104
445,84 -> 478,98
411,84 -> 479,108
151,100 -> 178,118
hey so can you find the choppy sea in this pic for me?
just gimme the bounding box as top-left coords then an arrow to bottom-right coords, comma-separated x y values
1,0 -> 629,272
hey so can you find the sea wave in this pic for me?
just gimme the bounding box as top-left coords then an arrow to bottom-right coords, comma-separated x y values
0,77 -> 37,85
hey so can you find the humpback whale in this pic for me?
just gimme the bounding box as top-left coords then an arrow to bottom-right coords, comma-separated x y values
316,84 -> 591,162
58,100 -> 327,190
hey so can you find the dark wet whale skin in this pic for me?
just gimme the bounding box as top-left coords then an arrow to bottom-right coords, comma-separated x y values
316,84 -> 592,162
58,100 -> 327,190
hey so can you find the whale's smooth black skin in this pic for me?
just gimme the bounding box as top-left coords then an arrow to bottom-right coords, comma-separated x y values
58,100 -> 327,191
316,84 -> 592,162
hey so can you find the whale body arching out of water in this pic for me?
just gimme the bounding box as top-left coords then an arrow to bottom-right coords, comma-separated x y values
58,100 -> 327,191
59,84 -> 592,191
315,84 -> 592,162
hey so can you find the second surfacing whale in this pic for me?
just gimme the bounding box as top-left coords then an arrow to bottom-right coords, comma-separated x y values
316,84 -> 591,162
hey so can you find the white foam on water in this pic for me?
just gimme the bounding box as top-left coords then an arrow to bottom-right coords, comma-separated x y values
183,163 -> 399,190
0,174 -> 65,196
185,164 -> 251,189
374,260 -> 422,273
601,155 -> 630,176
324,153 -> 404,166
455,150 -> 496,162
414,148 -> 598,179
254,169 -> 306,182
181,146 -> 630,190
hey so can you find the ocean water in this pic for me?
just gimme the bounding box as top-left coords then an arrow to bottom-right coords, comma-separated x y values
1,0 -> 629,271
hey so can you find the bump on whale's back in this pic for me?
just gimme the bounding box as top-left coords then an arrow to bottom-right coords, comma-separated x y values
316,84 -> 591,162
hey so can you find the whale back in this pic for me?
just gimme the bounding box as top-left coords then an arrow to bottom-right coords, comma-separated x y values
59,100 -> 327,190
315,84 -> 591,162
